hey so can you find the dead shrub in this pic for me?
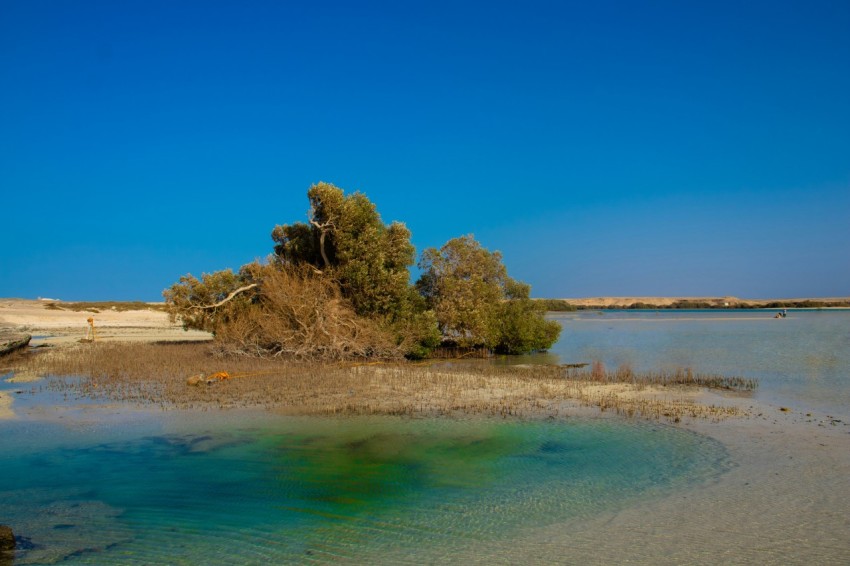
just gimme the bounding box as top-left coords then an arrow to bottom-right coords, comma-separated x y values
213,266 -> 402,361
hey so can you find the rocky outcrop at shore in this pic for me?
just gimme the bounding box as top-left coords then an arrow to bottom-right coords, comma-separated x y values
0,333 -> 31,357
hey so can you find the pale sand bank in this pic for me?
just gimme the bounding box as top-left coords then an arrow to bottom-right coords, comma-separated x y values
0,298 -> 212,345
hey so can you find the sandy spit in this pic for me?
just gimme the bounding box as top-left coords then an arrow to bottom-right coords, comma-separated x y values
0,298 -> 212,345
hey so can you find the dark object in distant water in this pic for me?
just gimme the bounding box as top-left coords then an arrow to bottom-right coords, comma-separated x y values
0,524 -> 15,551
0,333 -> 31,357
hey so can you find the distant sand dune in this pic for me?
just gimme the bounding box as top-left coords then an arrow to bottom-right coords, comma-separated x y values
557,296 -> 850,307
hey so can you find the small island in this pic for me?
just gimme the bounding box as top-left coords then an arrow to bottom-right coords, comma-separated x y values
2,185 -> 760,423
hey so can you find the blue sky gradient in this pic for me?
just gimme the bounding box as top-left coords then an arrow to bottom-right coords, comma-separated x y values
2,0 -> 848,300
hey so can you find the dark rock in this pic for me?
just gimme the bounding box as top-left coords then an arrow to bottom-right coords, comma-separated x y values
0,525 -> 15,551
13,535 -> 36,551
0,333 -> 31,357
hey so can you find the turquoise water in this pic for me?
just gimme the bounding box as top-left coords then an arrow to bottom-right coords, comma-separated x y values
517,309 -> 849,418
0,408 -> 727,564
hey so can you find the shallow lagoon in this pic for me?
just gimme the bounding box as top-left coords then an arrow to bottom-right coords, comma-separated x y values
0,410 -> 727,564
536,309 -> 850,418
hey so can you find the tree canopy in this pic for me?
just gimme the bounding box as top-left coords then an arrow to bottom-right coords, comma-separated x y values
417,235 -> 561,353
271,182 -> 415,321
165,183 -> 558,360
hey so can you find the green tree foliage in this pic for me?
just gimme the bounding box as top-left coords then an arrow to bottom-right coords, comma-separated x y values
163,266 -> 259,333
495,280 -> 563,354
270,182 -> 439,357
271,182 -> 417,322
417,235 -> 506,348
417,235 -> 561,353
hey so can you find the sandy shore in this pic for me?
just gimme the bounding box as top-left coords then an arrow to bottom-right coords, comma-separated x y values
0,298 -> 212,345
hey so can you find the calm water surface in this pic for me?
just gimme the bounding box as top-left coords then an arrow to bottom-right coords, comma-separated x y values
486,309 -> 850,417
527,309 -> 849,417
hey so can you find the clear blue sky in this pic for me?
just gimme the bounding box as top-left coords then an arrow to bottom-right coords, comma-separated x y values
1,0 -> 848,301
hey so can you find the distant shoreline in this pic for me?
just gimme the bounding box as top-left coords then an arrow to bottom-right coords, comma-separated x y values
537,296 -> 850,311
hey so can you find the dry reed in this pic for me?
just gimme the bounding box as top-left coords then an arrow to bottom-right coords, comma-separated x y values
10,343 -> 755,422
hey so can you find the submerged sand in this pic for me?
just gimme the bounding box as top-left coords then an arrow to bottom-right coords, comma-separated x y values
463,401 -> 850,564
0,391 -> 13,419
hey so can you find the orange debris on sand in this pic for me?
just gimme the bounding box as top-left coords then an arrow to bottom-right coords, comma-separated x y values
186,369 -> 283,386
186,371 -> 231,386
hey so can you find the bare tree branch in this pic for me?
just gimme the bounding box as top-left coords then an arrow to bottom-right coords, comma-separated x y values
196,283 -> 258,310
